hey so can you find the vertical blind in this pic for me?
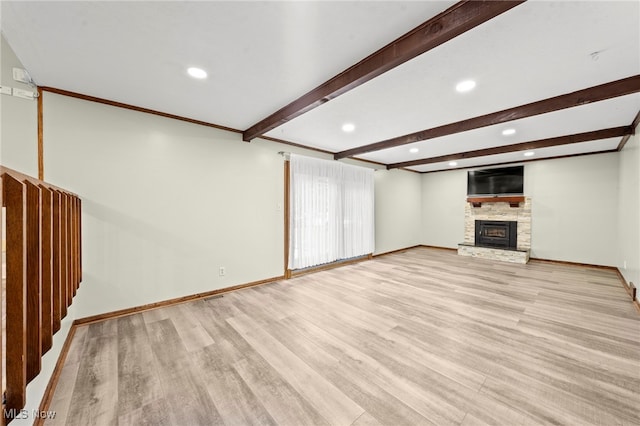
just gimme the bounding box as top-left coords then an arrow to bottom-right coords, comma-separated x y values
288,154 -> 374,270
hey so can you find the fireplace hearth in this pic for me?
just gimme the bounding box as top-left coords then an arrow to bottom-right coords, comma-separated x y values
475,220 -> 517,249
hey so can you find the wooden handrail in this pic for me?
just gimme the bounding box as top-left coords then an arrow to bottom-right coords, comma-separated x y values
0,166 -> 77,196
1,167 -> 82,423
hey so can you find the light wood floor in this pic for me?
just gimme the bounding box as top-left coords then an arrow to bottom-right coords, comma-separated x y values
46,247 -> 640,425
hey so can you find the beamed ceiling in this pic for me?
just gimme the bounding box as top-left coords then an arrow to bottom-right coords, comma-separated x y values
2,1 -> 639,172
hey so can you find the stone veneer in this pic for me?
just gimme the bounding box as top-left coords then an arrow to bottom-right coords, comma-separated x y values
458,197 -> 531,264
458,244 -> 530,264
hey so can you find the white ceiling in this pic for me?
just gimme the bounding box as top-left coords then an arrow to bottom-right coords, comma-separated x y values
2,1 -> 639,172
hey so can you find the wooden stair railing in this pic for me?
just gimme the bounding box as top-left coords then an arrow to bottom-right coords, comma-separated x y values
1,166 -> 82,424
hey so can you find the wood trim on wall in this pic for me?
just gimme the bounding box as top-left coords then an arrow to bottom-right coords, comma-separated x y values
419,245 -> 458,252
37,87 -> 44,180
261,135 -> 334,156
39,87 -> 243,135
289,254 -> 372,278
372,245 -> 424,257
615,268 -> 640,312
530,257 -> 618,271
34,324 -> 78,426
617,268 -> 633,295
284,160 -> 292,279
73,275 -> 286,326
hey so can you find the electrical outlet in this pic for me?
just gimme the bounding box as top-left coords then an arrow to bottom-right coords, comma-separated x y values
219,266 -> 226,276
0,86 -> 12,96
624,260 -> 627,269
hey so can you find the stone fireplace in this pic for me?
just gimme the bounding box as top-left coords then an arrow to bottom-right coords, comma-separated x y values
458,196 -> 531,264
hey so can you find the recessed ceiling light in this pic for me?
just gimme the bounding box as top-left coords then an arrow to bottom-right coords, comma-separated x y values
342,123 -> 355,133
502,128 -> 516,136
455,80 -> 476,93
448,161 -> 458,167
409,148 -> 419,154
187,67 -> 207,79
523,151 -> 535,157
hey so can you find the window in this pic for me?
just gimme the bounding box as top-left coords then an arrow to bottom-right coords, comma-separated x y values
288,154 -> 374,270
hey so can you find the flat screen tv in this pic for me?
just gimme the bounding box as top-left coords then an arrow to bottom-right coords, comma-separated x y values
467,165 -> 524,196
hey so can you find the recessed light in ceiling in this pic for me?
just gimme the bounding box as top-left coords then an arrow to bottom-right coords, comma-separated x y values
523,151 -> 535,157
502,128 -> 516,136
448,161 -> 458,167
342,123 -> 356,133
187,67 -> 207,79
409,148 -> 419,154
455,80 -> 476,93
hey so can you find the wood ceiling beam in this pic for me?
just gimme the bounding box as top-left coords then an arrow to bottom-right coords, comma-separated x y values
616,109 -> 640,151
387,126 -> 633,169
419,149 -> 618,174
336,75 -> 640,160
242,0 -> 525,142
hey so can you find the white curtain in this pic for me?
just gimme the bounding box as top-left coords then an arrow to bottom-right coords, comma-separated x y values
289,154 -> 374,270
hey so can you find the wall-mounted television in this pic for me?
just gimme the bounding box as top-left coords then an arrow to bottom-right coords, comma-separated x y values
467,165 -> 524,196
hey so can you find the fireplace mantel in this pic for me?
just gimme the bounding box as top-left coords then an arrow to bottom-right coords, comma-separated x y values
467,196 -> 525,208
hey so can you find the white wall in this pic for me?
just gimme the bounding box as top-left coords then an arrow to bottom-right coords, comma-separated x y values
43,92 -> 287,318
618,128 -> 640,299
421,154 -> 621,266
374,168 -> 422,255
525,153 -> 619,265
1,35 -> 38,176
420,169 -> 466,248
